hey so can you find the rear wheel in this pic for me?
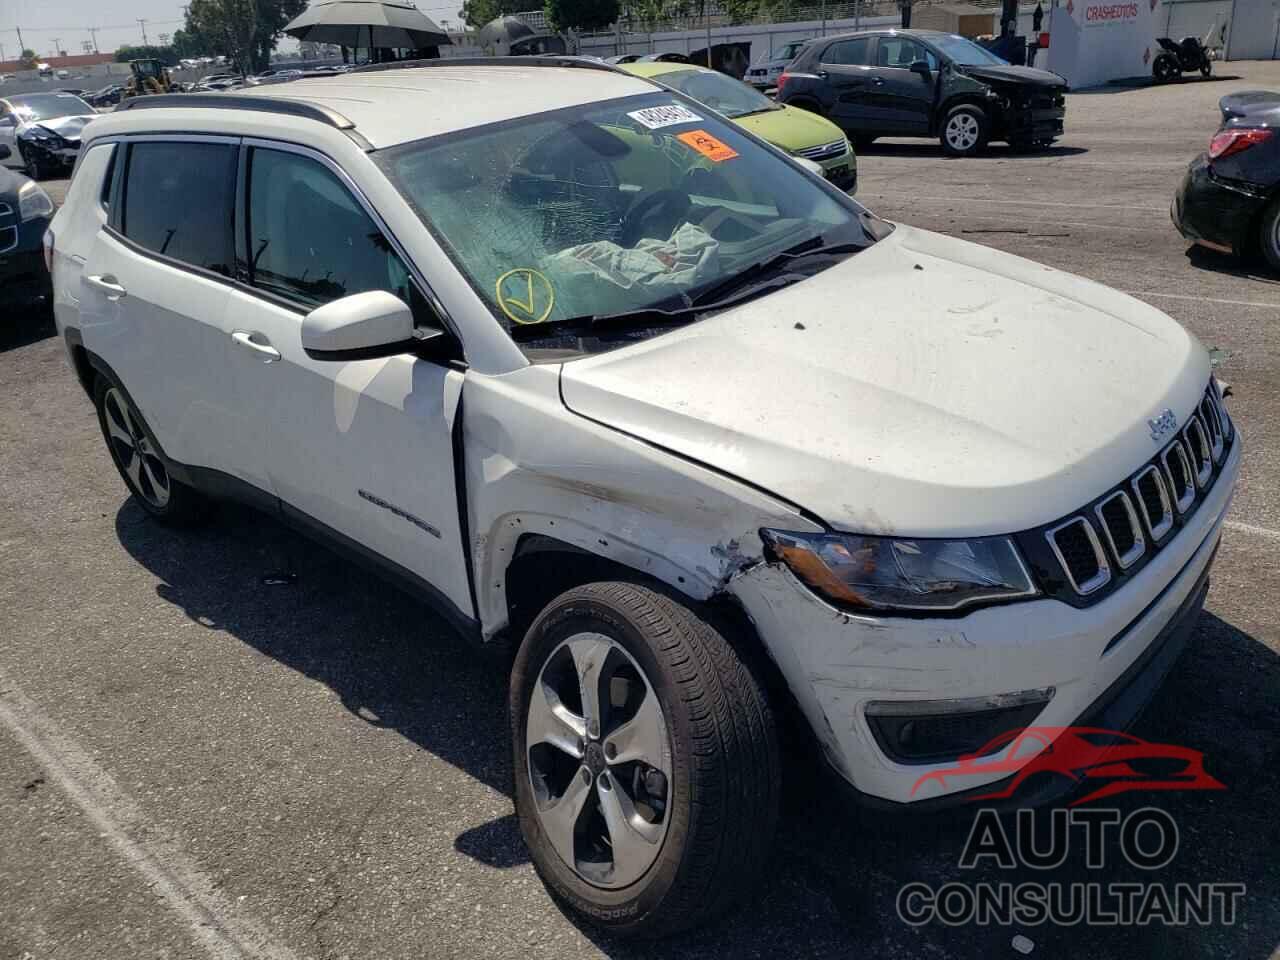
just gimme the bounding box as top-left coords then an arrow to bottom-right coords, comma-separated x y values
1200,58 -> 1212,78
94,377 -> 209,524
940,104 -> 988,157
511,582 -> 779,937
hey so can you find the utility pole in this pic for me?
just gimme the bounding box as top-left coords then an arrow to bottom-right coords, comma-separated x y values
16,25 -> 26,52
52,37 -> 62,57
88,28 -> 100,53
138,19 -> 150,45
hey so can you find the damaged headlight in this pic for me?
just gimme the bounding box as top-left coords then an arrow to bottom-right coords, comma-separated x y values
18,180 -> 54,222
761,530 -> 1039,613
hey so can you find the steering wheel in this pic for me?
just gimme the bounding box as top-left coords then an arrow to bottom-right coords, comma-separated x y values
619,189 -> 692,247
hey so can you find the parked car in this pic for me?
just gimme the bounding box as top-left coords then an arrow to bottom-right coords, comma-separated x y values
49,60 -> 1238,936
1173,91 -> 1280,268
623,61 -> 856,190
744,38 -> 810,90
778,28 -> 1067,156
0,91 -> 98,179
0,144 -> 54,312
87,84 -> 126,107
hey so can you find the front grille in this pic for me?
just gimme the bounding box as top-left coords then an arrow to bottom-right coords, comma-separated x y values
795,138 -> 847,162
1047,517 -> 1110,594
1028,382 -> 1233,603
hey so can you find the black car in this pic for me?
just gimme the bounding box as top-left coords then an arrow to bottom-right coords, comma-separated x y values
0,146 -> 54,313
777,28 -> 1067,156
1173,91 -> 1280,268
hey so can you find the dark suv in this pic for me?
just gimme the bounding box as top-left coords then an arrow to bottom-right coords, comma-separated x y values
777,29 -> 1067,156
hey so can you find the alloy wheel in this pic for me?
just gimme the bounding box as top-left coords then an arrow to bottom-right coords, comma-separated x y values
526,632 -> 672,889
103,387 -> 171,508
946,113 -> 980,152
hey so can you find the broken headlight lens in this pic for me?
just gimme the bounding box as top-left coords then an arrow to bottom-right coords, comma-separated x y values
761,530 -> 1039,613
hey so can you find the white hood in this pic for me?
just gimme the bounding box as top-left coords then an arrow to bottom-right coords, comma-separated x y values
559,225 -> 1211,537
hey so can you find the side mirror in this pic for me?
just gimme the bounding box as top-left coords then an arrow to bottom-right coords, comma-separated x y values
0,144 -> 9,161
301,290 -> 424,361
910,60 -> 932,77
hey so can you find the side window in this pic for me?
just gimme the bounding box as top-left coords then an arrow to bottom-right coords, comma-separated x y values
878,38 -> 937,69
100,144 -> 117,210
823,37 -> 872,66
246,147 -> 417,312
121,140 -> 236,276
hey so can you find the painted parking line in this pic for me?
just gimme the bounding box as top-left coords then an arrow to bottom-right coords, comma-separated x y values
1225,520 -> 1280,543
0,667 -> 300,960
1122,290 -> 1280,310
860,193 -> 1167,213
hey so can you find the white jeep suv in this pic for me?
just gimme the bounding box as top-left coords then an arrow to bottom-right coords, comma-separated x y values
48,58 -> 1239,936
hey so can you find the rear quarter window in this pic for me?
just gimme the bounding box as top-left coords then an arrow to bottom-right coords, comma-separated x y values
120,140 -> 237,276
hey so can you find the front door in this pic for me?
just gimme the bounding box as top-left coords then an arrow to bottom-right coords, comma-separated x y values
870,36 -> 937,134
224,141 -> 473,621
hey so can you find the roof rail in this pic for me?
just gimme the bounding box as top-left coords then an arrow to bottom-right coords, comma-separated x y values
116,93 -> 357,130
351,55 -> 625,76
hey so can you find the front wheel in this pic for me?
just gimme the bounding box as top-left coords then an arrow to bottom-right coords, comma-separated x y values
940,104 -> 988,157
1153,54 -> 1178,83
18,143 -> 44,181
511,582 -> 779,937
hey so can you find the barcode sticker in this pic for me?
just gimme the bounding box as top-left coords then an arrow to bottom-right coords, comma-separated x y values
627,104 -> 704,129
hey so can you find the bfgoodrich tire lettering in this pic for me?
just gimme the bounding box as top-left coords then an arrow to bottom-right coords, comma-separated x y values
510,582 -> 779,937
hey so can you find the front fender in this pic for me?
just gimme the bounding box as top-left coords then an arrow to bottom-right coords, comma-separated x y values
462,364 -> 820,639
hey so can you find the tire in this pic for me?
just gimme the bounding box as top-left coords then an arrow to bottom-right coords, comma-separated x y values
786,98 -> 822,115
93,376 -> 209,524
853,134 -> 877,150
1153,55 -> 1178,83
1200,59 -> 1212,78
1258,195 -> 1280,272
18,143 -> 44,181
510,581 -> 779,937
940,104 -> 988,157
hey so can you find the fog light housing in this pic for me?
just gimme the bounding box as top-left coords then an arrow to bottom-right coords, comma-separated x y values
865,688 -> 1054,764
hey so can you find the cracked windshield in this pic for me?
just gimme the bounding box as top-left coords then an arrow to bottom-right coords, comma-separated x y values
376,93 -> 883,353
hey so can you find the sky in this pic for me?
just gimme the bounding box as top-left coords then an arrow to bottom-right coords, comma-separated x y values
0,0 -> 466,60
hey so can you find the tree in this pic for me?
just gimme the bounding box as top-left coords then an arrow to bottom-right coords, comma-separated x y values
545,0 -> 620,31
460,0 -> 525,29
171,27 -> 221,59
18,49 -> 38,69
185,0 -> 307,74
114,44 -> 180,66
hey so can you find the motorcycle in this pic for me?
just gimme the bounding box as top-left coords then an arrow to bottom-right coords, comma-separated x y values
1153,37 -> 1212,83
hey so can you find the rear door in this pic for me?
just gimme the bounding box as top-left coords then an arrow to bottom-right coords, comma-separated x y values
872,36 -> 937,134
222,141 -> 473,621
78,136 -> 257,485
815,36 -> 877,131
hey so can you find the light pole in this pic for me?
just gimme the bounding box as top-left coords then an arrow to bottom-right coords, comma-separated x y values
138,19 -> 150,45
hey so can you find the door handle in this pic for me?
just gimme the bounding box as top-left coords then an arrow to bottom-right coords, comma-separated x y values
871,76 -> 886,86
85,274 -> 126,300
816,69 -> 829,78
231,330 -> 281,362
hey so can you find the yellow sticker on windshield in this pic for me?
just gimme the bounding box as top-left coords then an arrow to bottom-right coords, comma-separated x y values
676,130 -> 738,162
496,268 -> 556,325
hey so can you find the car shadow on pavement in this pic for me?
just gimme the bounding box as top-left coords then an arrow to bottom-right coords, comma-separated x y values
1184,244 -> 1280,285
114,501 -> 1278,957
858,141 -> 1089,160
0,305 -> 54,352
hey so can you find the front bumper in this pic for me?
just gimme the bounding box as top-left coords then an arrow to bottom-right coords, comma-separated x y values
731,431 -> 1241,806
19,137 -> 80,172
1172,154 -> 1265,255
0,216 -> 51,306
1002,100 -> 1065,143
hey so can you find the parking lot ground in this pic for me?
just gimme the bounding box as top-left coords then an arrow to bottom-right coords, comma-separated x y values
2,63 -> 1279,960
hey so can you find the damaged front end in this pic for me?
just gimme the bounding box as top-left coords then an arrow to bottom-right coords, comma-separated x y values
948,65 -> 1067,147
18,117 -> 88,177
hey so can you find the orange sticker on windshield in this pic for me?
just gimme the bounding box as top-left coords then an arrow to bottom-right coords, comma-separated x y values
676,130 -> 738,162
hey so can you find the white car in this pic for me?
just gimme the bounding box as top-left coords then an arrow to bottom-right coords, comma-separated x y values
745,38 -> 810,89
48,60 -> 1239,936
0,91 -> 98,179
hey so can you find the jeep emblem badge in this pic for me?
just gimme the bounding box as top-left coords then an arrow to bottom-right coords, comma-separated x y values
1148,408 -> 1178,442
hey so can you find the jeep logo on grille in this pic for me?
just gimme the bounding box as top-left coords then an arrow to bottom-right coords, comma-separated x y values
1148,408 -> 1178,442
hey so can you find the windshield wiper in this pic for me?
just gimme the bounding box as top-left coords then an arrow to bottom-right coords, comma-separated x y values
686,236 -> 866,308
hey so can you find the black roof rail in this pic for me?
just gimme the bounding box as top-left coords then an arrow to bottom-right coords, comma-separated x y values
351,55 -> 625,76
116,93 -> 357,130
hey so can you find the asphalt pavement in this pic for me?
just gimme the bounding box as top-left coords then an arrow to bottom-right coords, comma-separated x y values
1,63 -> 1278,960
